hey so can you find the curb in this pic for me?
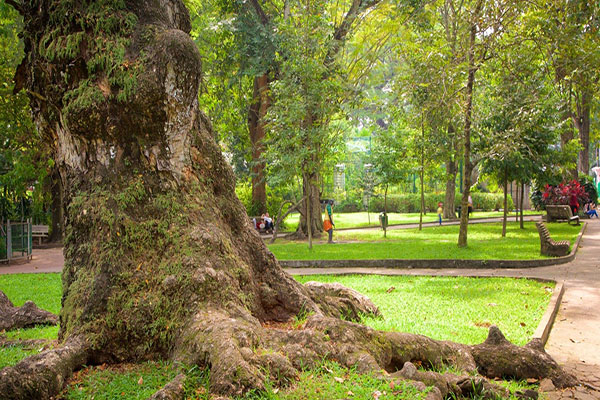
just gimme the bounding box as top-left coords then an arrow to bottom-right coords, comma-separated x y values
279,222 -> 587,270
533,281 -> 565,346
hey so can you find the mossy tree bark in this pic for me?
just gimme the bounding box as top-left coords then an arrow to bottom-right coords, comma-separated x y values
1,1 -> 577,399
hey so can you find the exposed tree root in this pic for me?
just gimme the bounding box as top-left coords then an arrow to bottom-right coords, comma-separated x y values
0,336 -> 88,399
149,373 -> 186,400
0,290 -> 58,331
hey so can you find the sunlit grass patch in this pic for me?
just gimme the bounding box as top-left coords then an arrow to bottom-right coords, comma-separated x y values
295,275 -> 553,346
269,222 -> 581,260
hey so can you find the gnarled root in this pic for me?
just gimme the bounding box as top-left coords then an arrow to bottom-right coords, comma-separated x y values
0,336 -> 89,400
0,290 -> 58,331
471,326 -> 577,388
149,373 -> 186,400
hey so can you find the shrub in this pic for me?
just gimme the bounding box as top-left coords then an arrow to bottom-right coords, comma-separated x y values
368,192 -> 512,213
542,180 -> 589,208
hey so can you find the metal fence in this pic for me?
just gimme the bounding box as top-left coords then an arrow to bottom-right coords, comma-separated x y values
0,219 -> 32,263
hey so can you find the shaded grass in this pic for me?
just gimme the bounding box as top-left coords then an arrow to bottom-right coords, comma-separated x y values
283,211 -> 541,231
0,344 -> 39,370
295,275 -> 553,346
63,360 -> 429,400
63,361 -> 181,400
269,222 -> 581,260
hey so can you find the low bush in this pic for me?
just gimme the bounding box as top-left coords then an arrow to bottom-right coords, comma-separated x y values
368,192 -> 513,213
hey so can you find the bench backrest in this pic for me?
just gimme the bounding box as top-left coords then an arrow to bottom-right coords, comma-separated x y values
32,225 -> 49,234
547,205 -> 573,218
535,222 -> 551,240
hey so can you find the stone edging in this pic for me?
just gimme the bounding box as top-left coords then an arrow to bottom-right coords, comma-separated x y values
279,222 -> 587,270
533,280 -> 565,346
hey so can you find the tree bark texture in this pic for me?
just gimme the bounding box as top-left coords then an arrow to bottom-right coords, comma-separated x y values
248,74 -> 270,215
444,157 -> 457,220
296,172 -> 323,238
502,172 -> 508,238
573,90 -> 590,176
1,1 -> 577,398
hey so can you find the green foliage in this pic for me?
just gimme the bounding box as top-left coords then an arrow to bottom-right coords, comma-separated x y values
32,0 -> 142,118
368,192 -> 512,213
0,4 -> 50,223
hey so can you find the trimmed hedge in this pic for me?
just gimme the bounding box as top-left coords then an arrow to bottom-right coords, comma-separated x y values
368,192 -> 514,213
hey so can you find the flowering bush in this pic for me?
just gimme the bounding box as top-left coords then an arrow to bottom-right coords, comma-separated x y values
542,180 -> 589,207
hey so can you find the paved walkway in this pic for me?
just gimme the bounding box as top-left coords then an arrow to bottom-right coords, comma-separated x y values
1,218 -> 598,397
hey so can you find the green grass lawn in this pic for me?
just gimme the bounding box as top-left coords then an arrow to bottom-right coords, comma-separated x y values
295,274 -> 552,346
282,210 -> 541,231
269,221 -> 581,260
0,273 -> 550,399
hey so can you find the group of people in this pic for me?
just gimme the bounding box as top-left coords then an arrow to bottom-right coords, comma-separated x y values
254,212 -> 274,233
569,194 -> 598,218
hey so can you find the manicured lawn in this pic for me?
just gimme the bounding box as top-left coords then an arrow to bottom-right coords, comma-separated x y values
283,210 -> 541,230
269,221 -> 581,260
295,274 -> 553,346
0,273 -> 546,398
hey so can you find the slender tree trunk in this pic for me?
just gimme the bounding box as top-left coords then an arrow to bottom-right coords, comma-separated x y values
502,170 -> 508,238
248,74 -> 270,215
515,183 -> 519,223
520,181 -> 525,229
458,17 -> 478,248
384,184 -> 388,238
306,173 -> 313,249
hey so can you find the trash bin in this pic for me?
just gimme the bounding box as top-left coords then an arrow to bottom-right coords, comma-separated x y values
456,206 -> 461,218
379,212 -> 388,229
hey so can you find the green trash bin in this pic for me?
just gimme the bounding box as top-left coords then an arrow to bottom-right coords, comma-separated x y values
379,212 -> 388,229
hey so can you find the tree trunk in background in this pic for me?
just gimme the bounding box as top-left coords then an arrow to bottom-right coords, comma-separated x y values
248,74 -> 270,214
444,157 -> 457,219
49,168 -> 63,242
520,181 -> 525,229
502,173 -> 508,238
458,18 -> 477,248
297,173 -> 322,238
574,90 -> 590,176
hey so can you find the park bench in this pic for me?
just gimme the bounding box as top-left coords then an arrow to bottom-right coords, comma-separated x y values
535,222 -> 570,257
32,225 -> 49,245
545,205 -> 580,225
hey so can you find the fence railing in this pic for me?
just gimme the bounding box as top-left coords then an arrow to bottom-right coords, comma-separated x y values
0,219 -> 32,263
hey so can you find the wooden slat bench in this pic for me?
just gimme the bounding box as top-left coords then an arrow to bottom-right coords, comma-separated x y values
535,222 -> 570,257
32,225 -> 49,245
545,205 -> 580,225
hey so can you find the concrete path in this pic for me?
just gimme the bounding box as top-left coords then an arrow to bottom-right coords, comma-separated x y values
1,218 -> 598,397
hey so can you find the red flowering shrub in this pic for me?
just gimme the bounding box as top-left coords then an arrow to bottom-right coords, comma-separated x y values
542,180 -> 589,207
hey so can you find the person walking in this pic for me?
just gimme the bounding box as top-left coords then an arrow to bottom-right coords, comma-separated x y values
324,200 -> 335,243
437,202 -> 443,225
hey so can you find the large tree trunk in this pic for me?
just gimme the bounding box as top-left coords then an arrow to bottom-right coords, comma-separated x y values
248,74 -> 270,215
296,172 -> 323,238
1,1 -> 577,398
573,89 -> 591,176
